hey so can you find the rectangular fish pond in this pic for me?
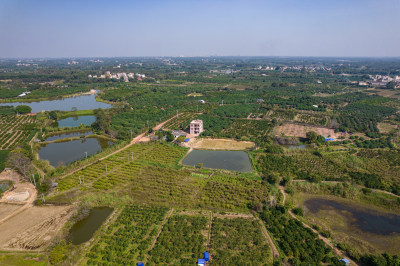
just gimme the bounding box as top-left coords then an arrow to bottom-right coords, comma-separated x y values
181,150 -> 253,173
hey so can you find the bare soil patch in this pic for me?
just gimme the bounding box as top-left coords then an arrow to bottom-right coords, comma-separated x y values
185,138 -> 254,150
0,205 -> 73,250
275,123 -> 347,140
378,123 -> 398,134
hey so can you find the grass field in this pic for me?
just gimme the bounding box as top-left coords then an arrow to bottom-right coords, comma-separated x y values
0,253 -> 48,266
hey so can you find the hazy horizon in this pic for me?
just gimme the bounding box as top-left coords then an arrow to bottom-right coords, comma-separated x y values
1,0 -> 399,58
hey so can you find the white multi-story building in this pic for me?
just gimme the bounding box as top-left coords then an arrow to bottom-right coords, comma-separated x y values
190,120 -> 203,135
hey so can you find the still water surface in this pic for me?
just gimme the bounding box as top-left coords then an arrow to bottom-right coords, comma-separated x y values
304,198 -> 400,235
69,207 -> 113,245
44,130 -> 93,142
38,137 -> 113,167
0,94 -> 111,112
182,150 -> 252,172
57,115 -> 96,127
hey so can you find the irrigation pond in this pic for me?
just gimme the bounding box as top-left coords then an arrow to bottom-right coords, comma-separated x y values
56,115 -> 96,127
38,137 -> 113,167
69,207 -> 113,245
302,196 -> 400,254
182,150 -> 252,172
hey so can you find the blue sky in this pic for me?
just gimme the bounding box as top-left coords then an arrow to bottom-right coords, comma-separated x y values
0,0 -> 399,58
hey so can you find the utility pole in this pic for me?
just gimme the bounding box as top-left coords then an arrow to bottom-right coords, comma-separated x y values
41,194 -> 45,202
85,152 -> 88,161
79,176 -> 82,184
130,130 -> 133,139
222,100 -> 224,105
147,120 -> 149,128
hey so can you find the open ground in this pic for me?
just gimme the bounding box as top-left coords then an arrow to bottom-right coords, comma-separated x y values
275,122 -> 347,140
184,138 -> 255,150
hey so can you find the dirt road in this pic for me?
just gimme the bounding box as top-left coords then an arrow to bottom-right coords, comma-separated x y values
252,212 -> 280,259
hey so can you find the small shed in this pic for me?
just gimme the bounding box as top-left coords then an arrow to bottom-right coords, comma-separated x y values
137,262 -> 144,266
340,258 -> 350,265
204,252 -> 209,261
325,138 -> 334,141
197,259 -> 205,266
172,130 -> 187,139
184,138 -> 190,142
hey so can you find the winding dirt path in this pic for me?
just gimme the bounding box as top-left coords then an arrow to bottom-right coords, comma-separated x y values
279,185 -> 358,265
252,212 -> 280,259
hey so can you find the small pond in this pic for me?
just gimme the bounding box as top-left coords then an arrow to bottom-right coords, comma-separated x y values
304,198 -> 400,235
0,94 -> 111,112
38,137 -> 113,167
44,130 -> 93,142
69,207 -> 113,245
57,115 -> 96,127
182,150 -> 252,173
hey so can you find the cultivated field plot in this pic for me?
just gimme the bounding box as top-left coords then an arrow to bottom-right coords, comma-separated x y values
0,205 -> 73,250
55,142 -> 273,211
162,112 -> 197,130
187,138 -> 254,150
275,122 -> 346,139
147,214 -> 208,265
57,143 -> 187,191
0,115 -> 37,150
219,119 -> 272,141
85,206 -> 168,265
210,217 -> 271,265
294,113 -> 330,126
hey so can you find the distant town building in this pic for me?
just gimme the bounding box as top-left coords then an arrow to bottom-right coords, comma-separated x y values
190,120 -> 203,135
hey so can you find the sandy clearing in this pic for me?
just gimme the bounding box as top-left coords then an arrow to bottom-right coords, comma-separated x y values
0,205 -> 73,250
275,123 -> 347,140
0,203 -> 22,221
185,138 -> 255,150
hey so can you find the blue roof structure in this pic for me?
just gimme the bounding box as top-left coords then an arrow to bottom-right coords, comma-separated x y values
204,252 -> 209,261
198,258 -> 205,265
325,138 -> 334,141
340,258 -> 350,265
184,138 -> 190,142
137,262 -> 144,266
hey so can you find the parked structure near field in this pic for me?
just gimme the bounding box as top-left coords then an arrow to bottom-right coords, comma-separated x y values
190,120 -> 203,135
